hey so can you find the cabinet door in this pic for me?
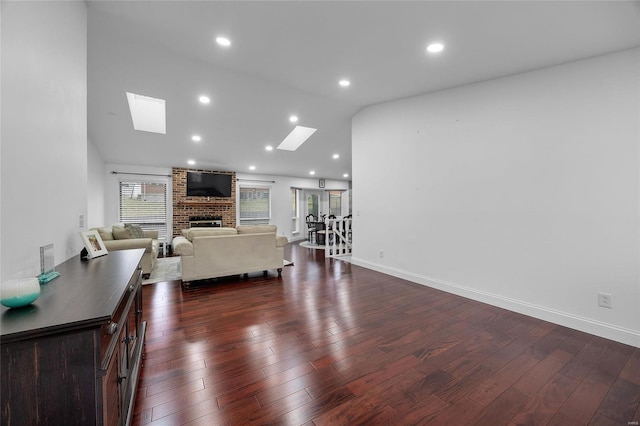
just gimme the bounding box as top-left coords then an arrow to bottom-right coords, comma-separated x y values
102,344 -> 121,426
103,280 -> 141,426
126,299 -> 137,368
126,270 -> 143,369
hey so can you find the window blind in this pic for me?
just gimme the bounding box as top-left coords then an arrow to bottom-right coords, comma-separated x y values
239,187 -> 270,225
119,181 -> 168,240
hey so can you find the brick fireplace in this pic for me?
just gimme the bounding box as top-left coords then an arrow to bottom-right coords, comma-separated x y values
172,167 -> 236,237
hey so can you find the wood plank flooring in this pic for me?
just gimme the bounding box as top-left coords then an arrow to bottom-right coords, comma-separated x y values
133,243 -> 640,425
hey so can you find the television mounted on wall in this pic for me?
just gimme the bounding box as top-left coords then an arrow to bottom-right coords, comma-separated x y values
186,171 -> 232,197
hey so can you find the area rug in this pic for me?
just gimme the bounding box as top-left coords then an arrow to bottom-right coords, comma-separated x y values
143,257 -> 294,285
143,257 -> 181,285
299,241 -> 352,261
299,241 -> 324,250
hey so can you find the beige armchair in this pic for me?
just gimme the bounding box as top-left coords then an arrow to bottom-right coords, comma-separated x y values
93,224 -> 159,276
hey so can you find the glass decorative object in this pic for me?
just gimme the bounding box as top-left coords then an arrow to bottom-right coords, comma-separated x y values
1,277 -> 41,308
39,244 -> 60,284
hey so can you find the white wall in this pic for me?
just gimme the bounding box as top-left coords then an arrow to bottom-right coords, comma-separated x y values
1,4 -> 3,283
352,49 -> 640,347
1,2 -> 87,279
87,139 -> 105,228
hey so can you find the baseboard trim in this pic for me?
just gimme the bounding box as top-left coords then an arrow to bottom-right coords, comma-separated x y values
350,257 -> 640,348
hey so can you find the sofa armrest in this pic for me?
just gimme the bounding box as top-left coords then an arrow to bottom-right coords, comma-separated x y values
143,230 -> 159,239
103,238 -> 153,253
172,236 -> 194,256
276,235 -> 289,248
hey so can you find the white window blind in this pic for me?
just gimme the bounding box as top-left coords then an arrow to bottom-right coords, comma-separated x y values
119,181 -> 168,240
239,187 -> 270,225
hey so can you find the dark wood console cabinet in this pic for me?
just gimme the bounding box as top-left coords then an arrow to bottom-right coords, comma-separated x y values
1,249 -> 146,426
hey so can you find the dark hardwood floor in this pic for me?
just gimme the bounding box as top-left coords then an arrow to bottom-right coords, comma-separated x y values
133,243 -> 640,425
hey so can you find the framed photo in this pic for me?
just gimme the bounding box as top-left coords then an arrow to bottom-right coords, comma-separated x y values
319,179 -> 325,188
80,230 -> 108,259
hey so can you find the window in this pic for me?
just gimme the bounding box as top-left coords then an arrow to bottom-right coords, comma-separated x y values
119,181 -> 168,240
329,191 -> 342,217
307,193 -> 319,218
239,186 -> 271,225
291,188 -> 300,234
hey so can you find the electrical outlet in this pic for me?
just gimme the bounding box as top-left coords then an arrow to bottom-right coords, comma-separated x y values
79,214 -> 84,228
379,250 -> 384,258
598,292 -> 612,309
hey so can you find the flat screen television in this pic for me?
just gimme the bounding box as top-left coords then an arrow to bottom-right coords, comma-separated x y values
186,172 -> 232,197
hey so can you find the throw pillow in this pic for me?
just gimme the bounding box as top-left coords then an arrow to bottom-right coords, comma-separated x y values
112,227 -> 132,240
97,226 -> 115,241
125,224 -> 145,238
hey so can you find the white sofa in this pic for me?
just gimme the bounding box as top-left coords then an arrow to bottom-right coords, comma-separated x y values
172,225 -> 288,287
93,224 -> 159,276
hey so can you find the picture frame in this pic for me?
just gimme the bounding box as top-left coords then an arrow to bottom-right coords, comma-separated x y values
319,179 -> 325,188
80,230 -> 108,259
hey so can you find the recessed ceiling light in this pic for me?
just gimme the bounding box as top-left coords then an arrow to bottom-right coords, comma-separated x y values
343,173 -> 349,178
309,170 -> 316,176
265,145 -> 273,151
427,43 -> 444,53
339,79 -> 350,87
191,135 -> 201,142
277,126 -> 317,151
289,115 -> 298,123
125,92 -> 166,134
198,95 -> 210,104
249,165 -> 256,170
332,154 -> 340,159
187,160 -> 195,165
216,36 -> 231,47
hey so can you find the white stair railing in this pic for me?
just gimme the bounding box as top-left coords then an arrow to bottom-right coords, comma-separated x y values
324,217 -> 352,257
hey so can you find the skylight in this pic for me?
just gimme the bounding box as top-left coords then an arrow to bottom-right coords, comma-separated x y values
277,126 -> 317,151
126,92 -> 166,134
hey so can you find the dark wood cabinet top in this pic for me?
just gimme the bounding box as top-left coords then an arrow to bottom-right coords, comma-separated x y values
0,249 -> 144,343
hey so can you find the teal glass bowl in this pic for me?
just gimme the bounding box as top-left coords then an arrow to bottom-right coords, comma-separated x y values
1,278 -> 41,308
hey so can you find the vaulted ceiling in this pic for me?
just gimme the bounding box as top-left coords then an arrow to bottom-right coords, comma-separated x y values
87,1 -> 640,180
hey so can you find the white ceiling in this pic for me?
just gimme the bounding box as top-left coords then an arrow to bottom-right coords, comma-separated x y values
87,1 -> 640,180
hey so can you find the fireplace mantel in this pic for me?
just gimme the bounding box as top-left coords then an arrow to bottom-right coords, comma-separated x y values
177,200 -> 233,206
